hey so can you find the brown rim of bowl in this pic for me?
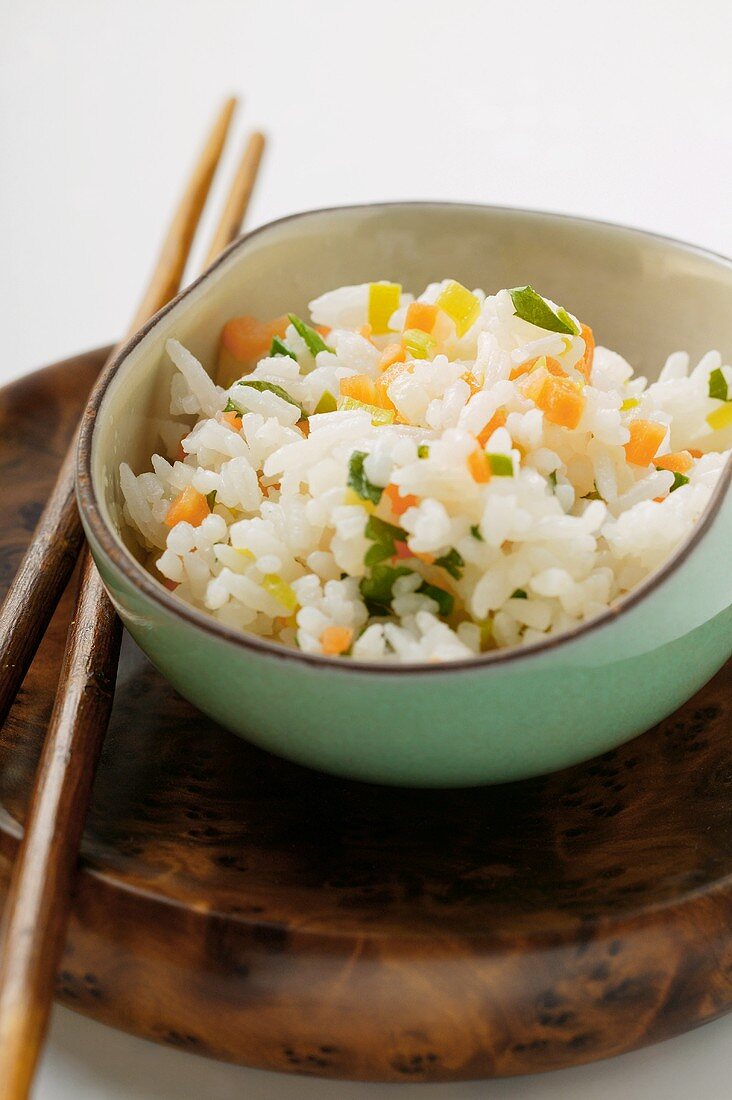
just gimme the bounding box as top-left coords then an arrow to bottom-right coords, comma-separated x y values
76,201 -> 732,676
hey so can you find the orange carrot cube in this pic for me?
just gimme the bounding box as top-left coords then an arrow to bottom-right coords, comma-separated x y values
576,323 -> 595,381
526,371 -> 585,430
378,342 -> 407,373
404,302 -> 438,333
222,411 -> 243,430
165,486 -> 210,528
321,626 -> 353,656
384,482 -> 418,516
655,450 -> 694,474
339,374 -> 379,406
467,447 -> 491,482
477,409 -> 507,447
624,419 -> 667,466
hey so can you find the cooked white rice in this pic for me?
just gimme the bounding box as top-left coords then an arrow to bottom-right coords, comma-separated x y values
120,280 -> 731,663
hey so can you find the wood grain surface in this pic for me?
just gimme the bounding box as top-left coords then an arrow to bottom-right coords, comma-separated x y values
0,350 -> 730,1083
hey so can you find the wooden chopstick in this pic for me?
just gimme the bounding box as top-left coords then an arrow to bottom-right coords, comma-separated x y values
0,96 -> 236,733
0,112 -> 265,1100
203,130 -> 265,268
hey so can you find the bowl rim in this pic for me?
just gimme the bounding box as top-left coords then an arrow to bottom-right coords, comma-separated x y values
77,200 -> 732,676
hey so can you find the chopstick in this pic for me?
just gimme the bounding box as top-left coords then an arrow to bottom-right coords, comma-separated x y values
0,107 -> 266,1100
0,97 -> 236,732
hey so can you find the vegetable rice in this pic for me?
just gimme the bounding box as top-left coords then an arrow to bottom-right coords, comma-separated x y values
120,280 -> 731,663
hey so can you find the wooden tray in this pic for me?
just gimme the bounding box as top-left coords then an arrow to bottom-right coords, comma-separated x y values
1,349 -> 731,1084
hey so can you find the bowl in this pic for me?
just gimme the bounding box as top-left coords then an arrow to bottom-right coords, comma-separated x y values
77,203 -> 732,787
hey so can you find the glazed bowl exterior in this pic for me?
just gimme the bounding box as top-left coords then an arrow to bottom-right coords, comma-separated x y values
77,204 -> 732,787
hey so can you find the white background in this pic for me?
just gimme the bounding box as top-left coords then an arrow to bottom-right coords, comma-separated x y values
1,0 -> 731,1096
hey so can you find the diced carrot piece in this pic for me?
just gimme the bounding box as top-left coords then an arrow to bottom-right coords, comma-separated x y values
339,374 -> 379,406
165,486 -> 210,528
393,540 -> 413,560
321,626 -> 353,656
315,324 -> 331,338
413,551 -> 435,565
220,315 -> 289,364
222,411 -> 243,430
385,482 -> 418,516
359,323 -> 373,341
655,450 -> 694,474
404,302 -> 438,333
378,342 -> 407,372
162,577 -> 179,591
477,409 -> 507,447
297,418 -> 310,436
688,448 -> 703,458
175,440 -> 186,461
510,356 -> 566,381
624,419 -> 667,466
374,360 -> 411,410
525,371 -> 585,430
576,324 -> 595,381
468,447 -> 491,482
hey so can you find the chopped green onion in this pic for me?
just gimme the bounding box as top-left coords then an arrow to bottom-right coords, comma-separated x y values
435,280 -> 480,337
478,617 -> 493,651
347,451 -> 384,505
584,484 -> 603,501
417,581 -> 454,618
509,285 -> 579,335
314,390 -> 338,414
511,588 -> 528,599
402,328 -> 436,360
269,335 -> 297,360
364,515 -> 407,566
359,564 -> 412,615
417,443 -> 430,459
262,574 -> 298,613
368,282 -> 402,335
657,469 -> 690,493
708,367 -> 729,402
229,379 -> 306,417
287,313 -> 334,356
206,490 -> 217,510
338,396 -> 395,425
487,453 -> 514,477
470,524 -> 484,541
434,547 -> 464,580
548,470 -> 558,487
621,397 -> 640,411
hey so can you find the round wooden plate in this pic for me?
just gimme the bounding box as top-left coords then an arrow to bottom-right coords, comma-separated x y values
1,350 -> 731,1083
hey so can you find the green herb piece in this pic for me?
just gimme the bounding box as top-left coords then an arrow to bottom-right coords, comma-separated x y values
347,451 -> 384,505
314,391 -> 338,414
470,524 -> 484,541
206,490 -> 217,510
402,328 -> 436,359
269,335 -> 297,360
548,470 -> 558,487
656,468 -> 690,493
509,285 -> 579,335
511,588 -> 528,599
417,581 -> 454,618
338,396 -> 395,425
364,515 -> 408,566
288,313 -> 334,356
708,367 -> 729,402
584,485 -> 603,501
417,444 -> 430,459
224,397 -> 241,414
621,397 -> 640,411
359,564 -> 412,615
434,547 -> 464,580
229,379 -> 306,418
487,453 -> 514,477
556,307 -> 580,335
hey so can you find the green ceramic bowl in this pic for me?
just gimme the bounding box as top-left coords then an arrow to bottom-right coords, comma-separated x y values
77,204 -> 732,787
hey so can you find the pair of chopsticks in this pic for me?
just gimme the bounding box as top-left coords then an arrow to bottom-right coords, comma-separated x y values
0,98 -> 265,1099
